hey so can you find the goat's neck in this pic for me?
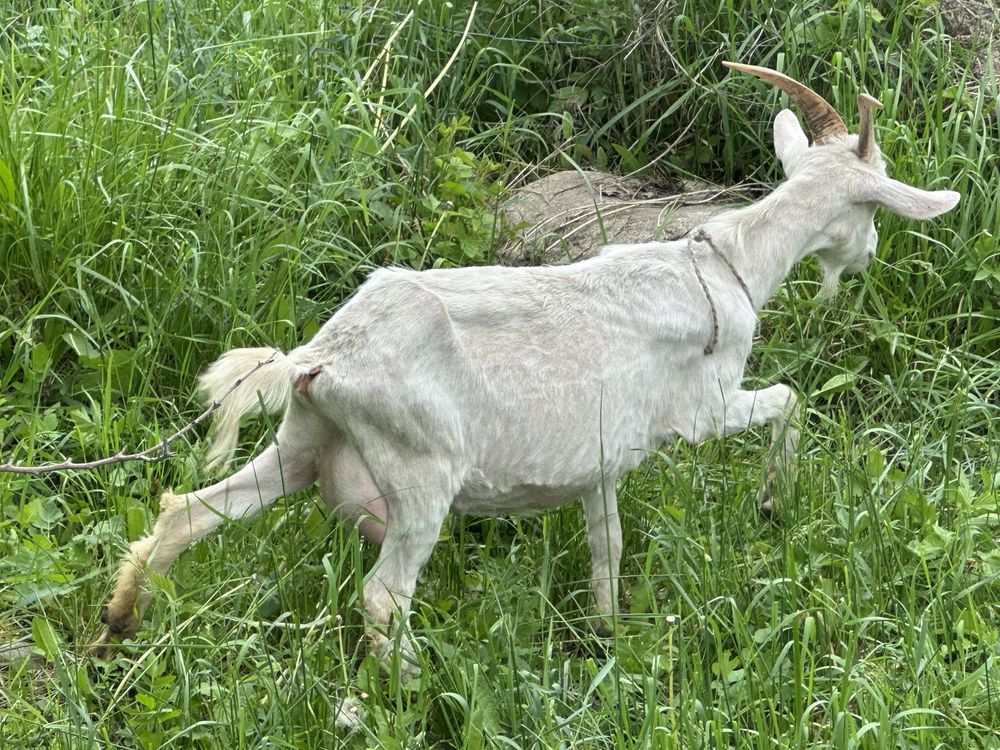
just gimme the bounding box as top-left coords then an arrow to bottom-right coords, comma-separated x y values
701,185 -> 833,309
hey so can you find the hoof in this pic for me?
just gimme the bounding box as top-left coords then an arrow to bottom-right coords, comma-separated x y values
89,605 -> 140,658
368,630 -> 421,681
759,495 -> 786,522
759,482 -> 782,520
88,626 -> 118,658
99,606 -> 139,638
377,649 -> 422,682
759,496 -> 774,519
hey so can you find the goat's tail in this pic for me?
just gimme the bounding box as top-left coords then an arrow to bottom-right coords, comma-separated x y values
198,347 -> 296,470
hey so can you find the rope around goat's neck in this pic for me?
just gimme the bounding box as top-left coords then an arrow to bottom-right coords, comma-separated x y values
687,228 -> 756,355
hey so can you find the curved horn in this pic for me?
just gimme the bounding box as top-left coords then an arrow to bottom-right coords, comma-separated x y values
723,61 -> 848,144
856,93 -> 883,160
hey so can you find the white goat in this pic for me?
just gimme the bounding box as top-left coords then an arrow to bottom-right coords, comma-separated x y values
97,63 -> 959,671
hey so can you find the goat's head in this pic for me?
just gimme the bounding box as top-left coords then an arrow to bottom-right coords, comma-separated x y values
724,62 -> 960,296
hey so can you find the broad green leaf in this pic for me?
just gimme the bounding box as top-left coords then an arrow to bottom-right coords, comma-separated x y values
31,617 -> 61,659
0,161 -> 14,203
126,505 -> 146,541
62,330 -> 100,360
815,372 -> 858,397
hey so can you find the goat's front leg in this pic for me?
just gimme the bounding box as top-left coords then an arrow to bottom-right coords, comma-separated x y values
582,479 -> 622,636
95,442 -> 316,650
762,388 -> 799,515
715,384 -> 799,516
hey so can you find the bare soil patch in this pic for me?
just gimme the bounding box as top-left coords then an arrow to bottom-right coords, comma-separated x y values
498,170 -> 751,265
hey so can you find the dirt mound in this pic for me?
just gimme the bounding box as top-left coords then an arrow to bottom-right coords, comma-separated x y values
498,170 -> 747,266
939,0 -> 999,78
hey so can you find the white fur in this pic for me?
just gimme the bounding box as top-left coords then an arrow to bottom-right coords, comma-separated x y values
101,107 -> 958,674
197,347 -> 291,469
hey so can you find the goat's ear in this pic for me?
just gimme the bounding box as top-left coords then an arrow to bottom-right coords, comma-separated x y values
773,109 -> 809,173
869,177 -> 960,219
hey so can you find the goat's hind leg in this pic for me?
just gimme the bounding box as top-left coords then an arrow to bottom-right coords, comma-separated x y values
358,464 -> 454,679
96,441 -> 317,649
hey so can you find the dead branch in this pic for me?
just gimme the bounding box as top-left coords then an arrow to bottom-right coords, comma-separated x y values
0,353 -> 277,476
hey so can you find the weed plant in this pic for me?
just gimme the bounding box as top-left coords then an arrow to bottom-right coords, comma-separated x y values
0,1 -> 997,748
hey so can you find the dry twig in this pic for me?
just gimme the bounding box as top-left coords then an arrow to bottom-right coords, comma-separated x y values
0,354 -> 277,476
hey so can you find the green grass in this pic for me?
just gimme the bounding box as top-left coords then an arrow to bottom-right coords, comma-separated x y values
1,0 -> 998,747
